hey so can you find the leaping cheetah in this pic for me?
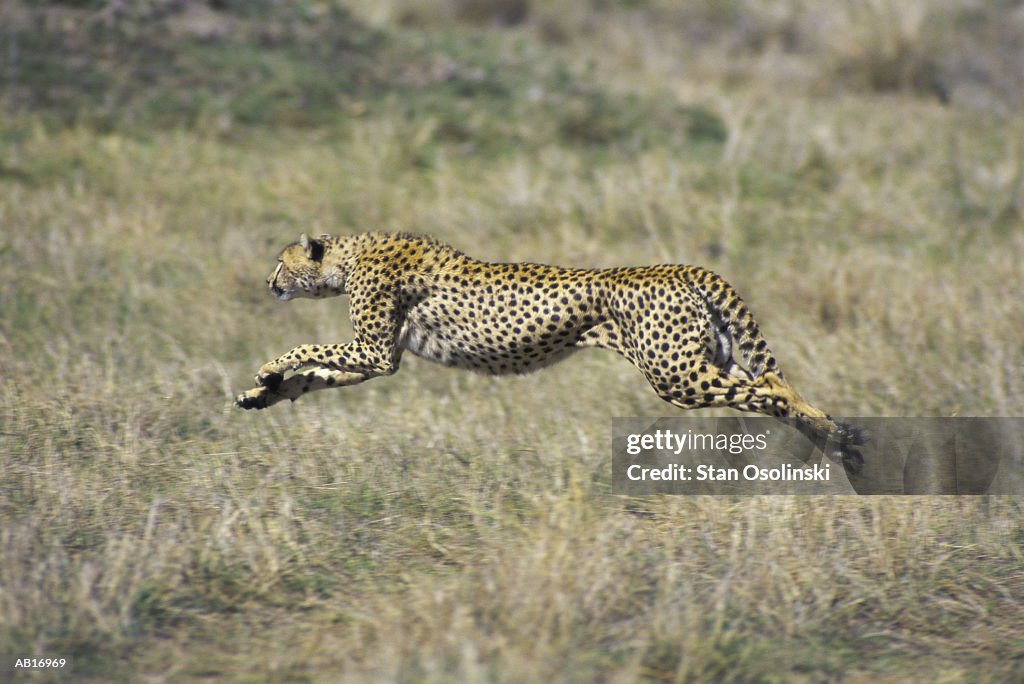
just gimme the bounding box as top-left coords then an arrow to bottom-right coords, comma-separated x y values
236,232 -> 865,472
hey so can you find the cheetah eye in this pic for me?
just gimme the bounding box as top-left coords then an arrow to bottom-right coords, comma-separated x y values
308,240 -> 325,262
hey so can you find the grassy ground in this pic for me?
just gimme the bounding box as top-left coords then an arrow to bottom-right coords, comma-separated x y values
2,1 -> 1023,681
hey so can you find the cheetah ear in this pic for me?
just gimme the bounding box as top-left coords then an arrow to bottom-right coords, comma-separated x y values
300,233 -> 325,262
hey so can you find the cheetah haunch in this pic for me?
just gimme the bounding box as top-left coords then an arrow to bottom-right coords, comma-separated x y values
237,232 -> 865,473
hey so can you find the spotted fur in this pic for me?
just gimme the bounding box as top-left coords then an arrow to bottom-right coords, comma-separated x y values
237,232 -> 865,471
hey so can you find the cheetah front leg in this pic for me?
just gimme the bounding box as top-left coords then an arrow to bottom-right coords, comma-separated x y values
253,340 -> 399,388
236,368 -> 369,410
253,289 -> 402,389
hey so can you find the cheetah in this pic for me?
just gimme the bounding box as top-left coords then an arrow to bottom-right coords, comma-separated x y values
236,232 -> 865,472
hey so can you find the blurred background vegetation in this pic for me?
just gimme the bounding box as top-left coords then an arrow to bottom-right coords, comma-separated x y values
1,1 -> 1023,681
4,0 -> 1024,133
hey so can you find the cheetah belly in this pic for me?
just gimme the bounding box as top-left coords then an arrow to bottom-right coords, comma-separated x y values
398,317 -> 578,375
400,319 -> 457,367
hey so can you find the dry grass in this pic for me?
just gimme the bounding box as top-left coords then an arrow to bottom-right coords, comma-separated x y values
2,1 -> 1024,681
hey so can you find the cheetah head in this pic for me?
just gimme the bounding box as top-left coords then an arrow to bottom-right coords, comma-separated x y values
267,233 -> 346,301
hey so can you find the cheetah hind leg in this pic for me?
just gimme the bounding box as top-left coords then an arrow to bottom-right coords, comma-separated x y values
236,368 -> 368,410
758,373 -> 868,475
648,364 -> 867,475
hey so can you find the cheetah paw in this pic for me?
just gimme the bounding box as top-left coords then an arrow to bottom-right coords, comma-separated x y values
235,387 -> 271,410
834,421 -> 870,446
255,370 -> 284,390
839,447 -> 865,476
